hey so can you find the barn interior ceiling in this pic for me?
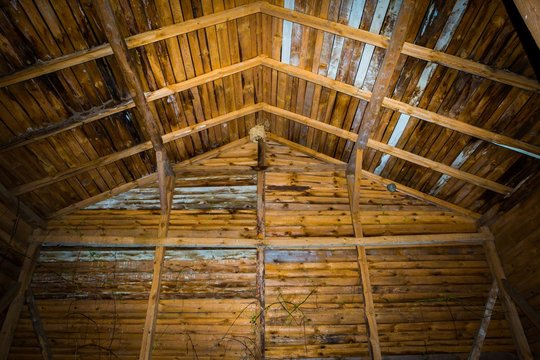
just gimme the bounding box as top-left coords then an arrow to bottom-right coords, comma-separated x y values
0,0 -> 539,359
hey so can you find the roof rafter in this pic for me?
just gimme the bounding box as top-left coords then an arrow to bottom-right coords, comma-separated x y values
9,103 -> 512,197
264,105 -> 512,195
10,104 -> 262,196
2,57 -> 538,159
261,57 -> 540,158
1,2 -> 537,93
348,0 -> 414,174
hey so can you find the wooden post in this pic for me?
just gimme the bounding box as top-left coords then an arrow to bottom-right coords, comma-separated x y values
482,227 -> 533,360
347,149 -> 382,360
256,246 -> 266,359
26,288 -> 53,360
139,167 -> 174,360
95,0 -> 172,213
469,279 -> 499,360
0,242 -> 40,360
0,283 -> 20,314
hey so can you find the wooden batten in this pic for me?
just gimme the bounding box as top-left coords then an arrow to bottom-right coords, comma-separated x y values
469,279 -> 499,360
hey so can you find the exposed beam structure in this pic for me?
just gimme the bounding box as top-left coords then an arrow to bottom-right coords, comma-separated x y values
264,105 -> 513,195
2,55 -> 537,161
26,288 -> 53,360
1,2 -> 537,93
47,137 -> 251,219
261,58 -> 540,159
348,0 -> 414,173
43,131 -> 479,223
33,232 -> 488,248
469,279 -> 499,360
482,228 -> 533,360
347,149 -> 382,360
10,102 -> 513,202
96,0 -> 173,218
140,161 -> 174,360
0,243 -> 39,360
0,2 -> 262,88
357,247 -> 381,360
260,2 -> 540,92
0,58 -> 262,154
10,104 -> 262,196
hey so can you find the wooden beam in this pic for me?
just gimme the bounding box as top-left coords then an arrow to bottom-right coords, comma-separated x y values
46,137 -> 251,219
357,247 -> 382,360
367,139 -> 512,195
347,150 -> 363,237
0,283 -> 20,314
26,288 -> 53,360
482,227 -> 533,360
140,163 -> 174,360
349,0 -> 414,173
139,245 -> 165,360
1,1 -> 537,94
0,58 -> 261,154
10,104 -> 262,196
256,139 -> 266,238
263,105 -> 512,195
0,182 -> 45,229
256,246 -> 265,359
265,130 -> 480,219
260,2 -> 540,92
469,279 -> 499,360
360,170 -> 481,219
347,148 -> 381,360
512,0 -> 540,48
0,242 -> 39,360
34,232 -> 488,248
261,58 -> 540,159
0,2 -> 262,88
502,278 -> 540,331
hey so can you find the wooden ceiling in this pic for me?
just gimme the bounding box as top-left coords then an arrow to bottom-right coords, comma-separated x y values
0,0 -> 539,226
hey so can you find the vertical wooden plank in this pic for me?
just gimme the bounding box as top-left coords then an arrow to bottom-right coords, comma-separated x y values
357,247 -> 382,360
26,288 -> 53,360
139,245 -> 166,360
140,166 -> 174,360
469,279 -> 499,360
256,246 -> 266,359
0,242 -> 39,360
482,227 -> 533,360
347,149 -> 381,360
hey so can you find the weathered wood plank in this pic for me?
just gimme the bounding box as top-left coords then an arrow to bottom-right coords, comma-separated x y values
469,279 -> 499,360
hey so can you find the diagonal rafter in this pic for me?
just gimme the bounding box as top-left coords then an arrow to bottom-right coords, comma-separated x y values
0,2 -> 537,93
348,0 -> 414,174
264,105 -> 512,195
95,2 -> 176,358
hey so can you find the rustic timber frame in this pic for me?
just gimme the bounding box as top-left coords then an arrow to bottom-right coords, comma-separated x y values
0,0 -> 538,359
